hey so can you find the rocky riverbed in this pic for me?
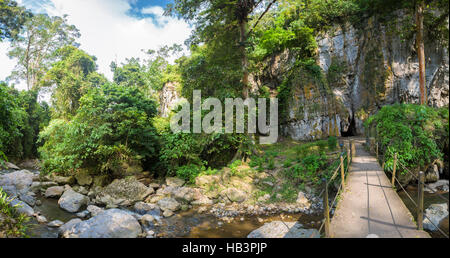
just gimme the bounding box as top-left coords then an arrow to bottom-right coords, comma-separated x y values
0,163 -> 323,238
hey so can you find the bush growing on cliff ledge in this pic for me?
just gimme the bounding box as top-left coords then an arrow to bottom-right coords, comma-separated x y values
365,104 -> 449,174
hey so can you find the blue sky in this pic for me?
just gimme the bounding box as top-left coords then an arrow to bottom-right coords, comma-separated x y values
0,0 -> 190,90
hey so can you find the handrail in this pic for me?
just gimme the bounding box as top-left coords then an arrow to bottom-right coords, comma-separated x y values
315,140 -> 354,238
372,141 -> 449,238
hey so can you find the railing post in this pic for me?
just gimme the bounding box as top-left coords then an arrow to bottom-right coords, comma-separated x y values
340,155 -> 345,189
351,141 -> 356,159
376,142 -> 379,160
391,153 -> 397,187
323,179 -> 330,238
417,171 -> 424,231
347,145 -> 350,168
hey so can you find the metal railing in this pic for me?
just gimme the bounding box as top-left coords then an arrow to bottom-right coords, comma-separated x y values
373,141 -> 449,238
314,140 -> 355,238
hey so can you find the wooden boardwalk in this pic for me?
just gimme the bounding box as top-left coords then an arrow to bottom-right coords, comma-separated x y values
329,139 -> 430,238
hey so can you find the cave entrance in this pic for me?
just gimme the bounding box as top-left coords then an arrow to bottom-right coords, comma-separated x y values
341,115 -> 357,137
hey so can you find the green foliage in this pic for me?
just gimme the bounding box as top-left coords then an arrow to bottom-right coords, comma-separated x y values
8,13 -> 80,90
176,164 -> 205,184
327,136 -> 337,151
0,0 -> 31,42
365,104 -> 448,173
0,82 -> 49,159
0,188 -> 29,238
43,46 -> 102,119
38,83 -> 159,176
283,153 -> 327,185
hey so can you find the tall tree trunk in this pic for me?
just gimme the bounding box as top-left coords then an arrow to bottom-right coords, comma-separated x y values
415,1 -> 427,105
239,19 -> 249,99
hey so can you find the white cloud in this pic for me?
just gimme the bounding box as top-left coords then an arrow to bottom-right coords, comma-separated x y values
0,0 -> 192,90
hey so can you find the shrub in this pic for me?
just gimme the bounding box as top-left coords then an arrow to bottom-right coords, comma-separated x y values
38,83 -> 159,177
0,188 -> 30,238
365,104 -> 448,173
327,136 -> 337,151
176,164 -> 205,184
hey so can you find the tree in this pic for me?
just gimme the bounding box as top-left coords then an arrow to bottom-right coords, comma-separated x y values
7,14 -> 80,90
415,0 -> 426,105
42,46 -> 104,118
0,0 -> 31,42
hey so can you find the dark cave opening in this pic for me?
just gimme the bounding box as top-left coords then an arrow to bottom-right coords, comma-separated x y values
340,115 -> 357,137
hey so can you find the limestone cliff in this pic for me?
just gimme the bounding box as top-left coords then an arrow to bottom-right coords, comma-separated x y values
253,11 -> 449,141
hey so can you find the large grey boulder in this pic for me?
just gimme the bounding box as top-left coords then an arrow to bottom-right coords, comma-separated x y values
157,197 -> 180,212
8,198 -> 34,216
247,221 -> 320,238
95,178 -> 153,207
87,205 -> 105,217
423,203 -> 449,231
58,189 -> 89,213
59,218 -> 82,236
0,170 -> 34,193
62,209 -> 142,238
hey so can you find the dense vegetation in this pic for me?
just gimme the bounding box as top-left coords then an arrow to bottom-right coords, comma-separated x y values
1,0 -> 448,187
365,104 -> 449,175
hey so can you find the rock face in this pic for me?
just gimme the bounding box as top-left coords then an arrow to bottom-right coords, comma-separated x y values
251,11 -> 449,141
423,203 -> 449,231
95,178 -> 153,208
58,189 -> 89,213
296,192 -> 311,208
247,221 -> 320,238
61,209 -> 142,238
159,82 -> 182,117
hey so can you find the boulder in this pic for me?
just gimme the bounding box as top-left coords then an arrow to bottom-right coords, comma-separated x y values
92,175 -> 110,187
425,180 -> 449,193
44,186 -> 65,198
425,165 -> 440,183
87,205 -> 104,217
51,175 -> 75,185
58,189 -> 89,213
166,177 -> 185,187
48,220 -> 64,227
36,215 -> 48,224
18,192 -> 36,206
195,175 -> 220,187
133,201 -> 160,216
247,221 -> 320,238
0,170 -> 34,192
62,209 -> 142,238
223,188 -> 247,203
76,210 -> 90,218
59,218 -> 82,236
96,178 -> 154,207
296,192 -> 311,208
9,198 -> 34,216
30,181 -> 58,192
423,203 -> 449,231
2,162 -> 20,170
173,187 -> 196,203
75,170 -> 93,186
139,214 -> 155,226
158,197 -> 181,212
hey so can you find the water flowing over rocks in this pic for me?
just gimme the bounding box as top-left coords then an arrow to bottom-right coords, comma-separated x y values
247,221 -> 320,238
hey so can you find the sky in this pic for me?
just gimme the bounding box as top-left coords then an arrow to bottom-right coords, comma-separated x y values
0,0 -> 192,90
